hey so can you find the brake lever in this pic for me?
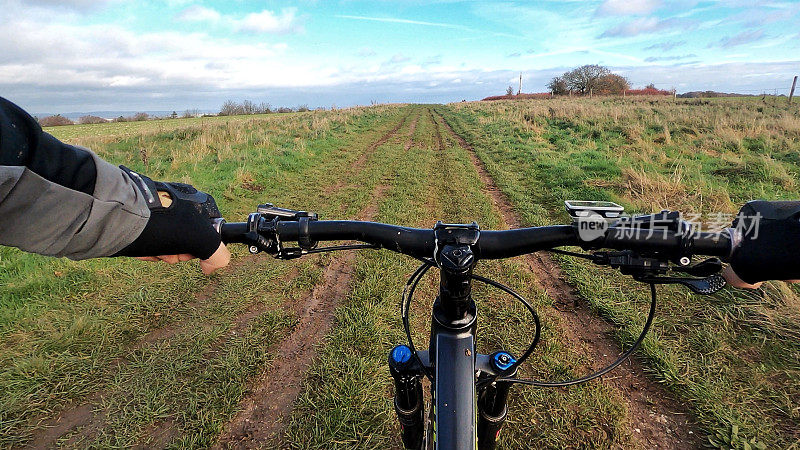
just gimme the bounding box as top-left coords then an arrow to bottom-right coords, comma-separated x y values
675,258 -> 723,278
637,274 -> 726,295
590,251 -> 726,295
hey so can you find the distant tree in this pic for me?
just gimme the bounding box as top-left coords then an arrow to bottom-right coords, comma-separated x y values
256,102 -> 272,114
297,104 -> 310,112
113,115 -> 127,123
547,76 -> 569,95
133,112 -> 149,121
39,115 -> 74,127
562,64 -> 611,94
646,83 -> 657,90
595,73 -> 630,94
241,100 -> 256,115
277,106 -> 293,113
506,86 -> 515,96
78,115 -> 107,124
220,100 -> 245,116
182,109 -> 199,118
170,111 -> 178,119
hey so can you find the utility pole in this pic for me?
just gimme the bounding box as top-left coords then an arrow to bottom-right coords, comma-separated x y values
789,76 -> 798,104
518,73 -> 522,95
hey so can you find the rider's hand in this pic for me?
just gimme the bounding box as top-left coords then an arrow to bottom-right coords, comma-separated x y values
134,242 -> 231,275
114,167 -> 230,274
724,200 -> 800,288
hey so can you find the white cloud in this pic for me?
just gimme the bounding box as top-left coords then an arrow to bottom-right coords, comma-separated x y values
15,0 -> 116,10
601,17 -> 693,37
644,40 -> 686,51
357,47 -> 377,57
389,54 -> 411,64
596,0 -> 661,16
177,5 -> 222,23
237,8 -> 304,34
175,6 -> 304,34
336,15 -> 469,30
712,29 -> 766,48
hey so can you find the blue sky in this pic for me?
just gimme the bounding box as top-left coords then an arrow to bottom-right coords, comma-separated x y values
1,0 -> 798,113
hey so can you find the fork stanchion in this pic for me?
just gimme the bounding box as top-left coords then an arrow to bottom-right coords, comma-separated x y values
389,345 -> 424,449
477,352 -> 517,450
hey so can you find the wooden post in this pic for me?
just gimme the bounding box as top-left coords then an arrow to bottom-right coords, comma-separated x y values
623,89 -> 626,98
518,72 -> 522,95
789,76 -> 798,104
590,88 -> 593,98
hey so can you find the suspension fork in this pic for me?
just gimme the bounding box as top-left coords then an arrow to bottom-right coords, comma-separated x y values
476,352 -> 517,450
389,345 -> 426,449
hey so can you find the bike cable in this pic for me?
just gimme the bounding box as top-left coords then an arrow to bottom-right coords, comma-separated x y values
471,273 -> 541,387
402,258 -> 435,380
497,282 -> 657,388
403,253 -> 658,389
402,257 -> 543,384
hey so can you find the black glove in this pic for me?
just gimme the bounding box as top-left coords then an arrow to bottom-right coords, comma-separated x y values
114,166 -> 222,260
729,200 -> 800,284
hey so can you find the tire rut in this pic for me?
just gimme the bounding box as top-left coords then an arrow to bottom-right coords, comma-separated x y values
431,109 -> 703,449
213,113 -> 407,448
214,183 -> 389,449
22,255 -> 258,450
405,113 -> 419,150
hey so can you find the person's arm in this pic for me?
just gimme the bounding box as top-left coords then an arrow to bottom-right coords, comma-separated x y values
0,96 -> 229,273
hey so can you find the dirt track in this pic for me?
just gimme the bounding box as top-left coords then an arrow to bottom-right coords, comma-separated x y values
432,109 -> 702,449
213,114 -> 408,448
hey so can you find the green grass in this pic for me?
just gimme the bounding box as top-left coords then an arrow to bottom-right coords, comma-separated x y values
2,98 -> 799,448
438,96 -> 800,448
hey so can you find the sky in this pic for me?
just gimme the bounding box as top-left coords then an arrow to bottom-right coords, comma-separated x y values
1,0 -> 798,114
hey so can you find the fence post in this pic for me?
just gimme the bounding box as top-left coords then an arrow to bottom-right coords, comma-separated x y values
790,76 -> 798,104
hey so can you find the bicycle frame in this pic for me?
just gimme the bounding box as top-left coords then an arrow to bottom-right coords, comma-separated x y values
389,223 -> 515,450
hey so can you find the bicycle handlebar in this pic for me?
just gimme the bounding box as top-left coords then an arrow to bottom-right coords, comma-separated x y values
220,219 -> 732,260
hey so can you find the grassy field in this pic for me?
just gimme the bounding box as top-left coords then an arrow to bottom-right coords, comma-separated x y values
1,98 -> 798,448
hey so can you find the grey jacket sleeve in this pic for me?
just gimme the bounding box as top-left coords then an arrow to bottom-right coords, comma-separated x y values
0,96 -> 150,260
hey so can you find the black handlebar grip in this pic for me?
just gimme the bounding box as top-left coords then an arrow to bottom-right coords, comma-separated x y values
220,222 -> 249,244
692,231 -> 732,258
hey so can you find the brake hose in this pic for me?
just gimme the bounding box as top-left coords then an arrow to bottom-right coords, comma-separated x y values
401,259 -> 435,379
499,283 -> 657,388
403,256 -> 659,389
402,258 -> 543,383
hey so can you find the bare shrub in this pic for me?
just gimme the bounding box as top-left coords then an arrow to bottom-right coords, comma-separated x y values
595,74 -> 630,94
39,115 -> 74,127
78,115 -> 107,124
219,100 -> 244,116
